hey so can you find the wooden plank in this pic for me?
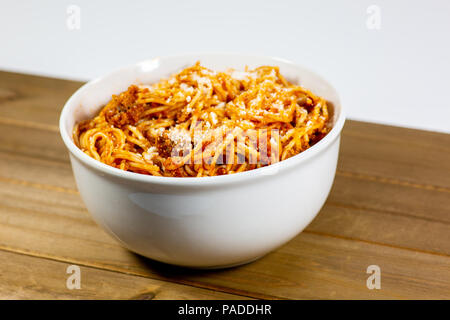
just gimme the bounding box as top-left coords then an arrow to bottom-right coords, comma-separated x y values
0,180 -> 449,299
340,121 -> 450,188
1,70 -> 449,299
0,150 -> 75,190
1,148 -> 449,254
309,204 -> 450,255
1,163 -> 449,257
0,122 -> 68,163
0,218 -> 448,299
0,249 -> 249,300
0,71 -> 82,127
330,173 -> 450,224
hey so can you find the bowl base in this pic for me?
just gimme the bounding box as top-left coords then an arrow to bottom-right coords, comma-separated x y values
191,255 -> 265,270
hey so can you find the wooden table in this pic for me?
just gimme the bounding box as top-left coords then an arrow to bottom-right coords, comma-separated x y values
0,71 -> 449,300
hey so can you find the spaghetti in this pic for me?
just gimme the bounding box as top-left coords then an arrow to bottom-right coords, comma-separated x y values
73,62 -> 330,177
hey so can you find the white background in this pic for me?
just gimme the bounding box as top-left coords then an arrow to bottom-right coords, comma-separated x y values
1,0 -> 449,133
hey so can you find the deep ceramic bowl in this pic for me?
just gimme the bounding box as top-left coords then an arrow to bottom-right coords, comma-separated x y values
59,53 -> 345,268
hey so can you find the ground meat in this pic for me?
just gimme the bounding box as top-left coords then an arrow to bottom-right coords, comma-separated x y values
158,133 -> 176,158
216,167 -> 227,175
144,131 -> 175,158
105,85 -> 145,127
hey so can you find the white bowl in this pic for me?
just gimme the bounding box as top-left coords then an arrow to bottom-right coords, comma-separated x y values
59,53 -> 345,268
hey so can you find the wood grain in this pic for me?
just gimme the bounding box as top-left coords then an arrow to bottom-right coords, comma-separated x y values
0,249 -> 250,300
1,132 -> 448,254
0,71 -> 81,127
0,70 -> 449,299
0,192 -> 448,299
340,121 -> 450,188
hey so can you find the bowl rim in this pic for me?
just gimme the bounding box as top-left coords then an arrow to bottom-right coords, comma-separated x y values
59,53 -> 345,186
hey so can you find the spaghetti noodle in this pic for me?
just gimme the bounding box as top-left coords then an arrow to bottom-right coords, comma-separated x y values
73,62 -> 330,177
